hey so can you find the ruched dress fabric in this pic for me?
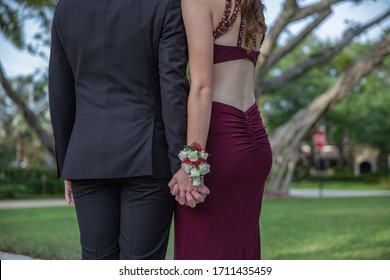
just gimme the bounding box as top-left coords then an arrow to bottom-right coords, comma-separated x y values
174,102 -> 272,259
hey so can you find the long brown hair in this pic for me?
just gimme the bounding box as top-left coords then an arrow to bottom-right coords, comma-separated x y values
241,0 -> 266,51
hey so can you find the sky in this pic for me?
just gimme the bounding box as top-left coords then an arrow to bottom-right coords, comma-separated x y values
264,0 -> 390,40
0,0 -> 389,78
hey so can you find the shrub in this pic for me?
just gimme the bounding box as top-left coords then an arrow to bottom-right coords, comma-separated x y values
0,167 -> 63,199
0,184 -> 27,199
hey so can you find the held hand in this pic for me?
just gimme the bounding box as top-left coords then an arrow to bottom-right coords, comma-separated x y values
186,183 -> 210,205
169,180 -> 210,208
169,179 -> 209,199
171,183 -> 203,207
169,168 -> 195,207
64,179 -> 74,205
168,169 -> 210,208
194,183 -> 210,199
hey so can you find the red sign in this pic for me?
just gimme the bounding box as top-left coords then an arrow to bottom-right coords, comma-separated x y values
312,130 -> 327,149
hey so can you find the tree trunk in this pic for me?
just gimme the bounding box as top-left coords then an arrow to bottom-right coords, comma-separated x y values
0,62 -> 55,157
267,34 -> 390,196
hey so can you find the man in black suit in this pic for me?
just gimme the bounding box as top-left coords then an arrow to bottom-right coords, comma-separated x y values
49,0 -> 203,260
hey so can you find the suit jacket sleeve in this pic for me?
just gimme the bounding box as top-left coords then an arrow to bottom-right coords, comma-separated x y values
158,0 -> 189,174
48,5 -> 76,178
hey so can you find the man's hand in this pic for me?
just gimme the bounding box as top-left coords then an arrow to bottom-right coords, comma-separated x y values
168,169 -> 210,208
64,179 -> 74,205
169,168 -> 195,207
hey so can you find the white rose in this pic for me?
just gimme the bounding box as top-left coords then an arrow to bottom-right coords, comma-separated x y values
192,176 -> 202,187
188,151 -> 199,162
198,163 -> 210,175
179,150 -> 187,161
190,168 -> 200,177
181,163 -> 192,173
200,151 -> 209,160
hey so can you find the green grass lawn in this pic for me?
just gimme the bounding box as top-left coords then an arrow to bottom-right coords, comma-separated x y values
0,206 -> 80,259
260,196 -> 390,259
0,196 -> 389,260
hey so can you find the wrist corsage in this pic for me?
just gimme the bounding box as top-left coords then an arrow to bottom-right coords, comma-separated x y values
179,142 -> 210,186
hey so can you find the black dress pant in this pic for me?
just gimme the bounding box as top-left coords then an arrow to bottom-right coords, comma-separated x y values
71,176 -> 174,260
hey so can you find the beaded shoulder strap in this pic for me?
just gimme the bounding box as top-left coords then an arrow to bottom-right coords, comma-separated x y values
213,0 -> 241,41
237,17 -> 259,50
237,16 -> 245,47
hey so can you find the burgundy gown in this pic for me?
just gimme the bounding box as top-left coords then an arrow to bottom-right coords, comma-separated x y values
174,0 -> 272,260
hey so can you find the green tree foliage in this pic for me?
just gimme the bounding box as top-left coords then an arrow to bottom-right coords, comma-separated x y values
327,56 -> 390,154
0,74 -> 51,167
0,0 -> 55,56
0,0 -> 55,167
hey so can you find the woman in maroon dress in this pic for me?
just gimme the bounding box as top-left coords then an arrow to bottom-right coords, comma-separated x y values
171,0 -> 272,260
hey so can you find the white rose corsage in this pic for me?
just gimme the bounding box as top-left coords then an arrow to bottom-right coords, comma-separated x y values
179,142 -> 210,186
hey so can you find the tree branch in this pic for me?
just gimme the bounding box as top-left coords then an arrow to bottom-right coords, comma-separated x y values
256,8 -> 390,96
292,0 -> 343,22
256,0 -> 344,87
256,0 -> 299,68
256,8 -> 331,84
0,61 -> 55,156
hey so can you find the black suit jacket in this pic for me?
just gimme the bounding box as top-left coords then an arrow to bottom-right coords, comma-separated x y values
49,0 -> 188,179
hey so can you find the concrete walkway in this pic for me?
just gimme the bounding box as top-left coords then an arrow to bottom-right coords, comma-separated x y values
0,251 -> 34,260
289,189 -> 390,198
0,199 -> 65,209
1,189 -> 390,210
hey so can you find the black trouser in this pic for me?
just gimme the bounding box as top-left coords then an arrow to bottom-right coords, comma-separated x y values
71,177 -> 174,260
